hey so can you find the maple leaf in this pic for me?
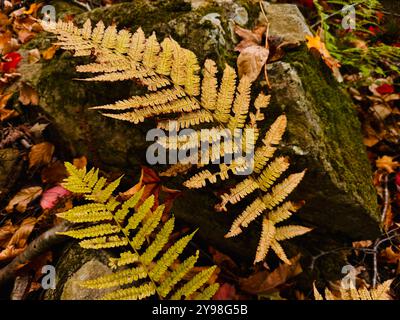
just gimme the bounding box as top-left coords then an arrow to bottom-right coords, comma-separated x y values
376,155 -> 399,173
306,32 -> 342,81
28,142 -> 55,168
6,186 -> 43,213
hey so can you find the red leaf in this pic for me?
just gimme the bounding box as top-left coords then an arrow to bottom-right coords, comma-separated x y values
213,283 -> 237,300
40,185 -> 71,210
376,83 -> 395,95
1,52 -> 22,73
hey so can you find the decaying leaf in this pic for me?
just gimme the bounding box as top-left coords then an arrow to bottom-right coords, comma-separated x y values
0,217 -> 36,262
19,82 -> 39,105
0,220 -> 17,247
234,25 -> 269,82
28,142 -> 55,168
239,254 -> 302,295
0,92 -> 18,121
6,186 -> 43,213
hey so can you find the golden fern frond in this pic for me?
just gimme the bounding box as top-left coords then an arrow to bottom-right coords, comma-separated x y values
314,280 -> 393,300
158,110 -> 214,130
262,171 -> 306,210
274,225 -> 312,241
227,76 -> 251,132
91,87 -> 186,111
270,239 -> 291,265
201,59 -> 218,111
213,65 -> 237,124
268,201 -> 301,224
257,156 -> 290,191
254,218 -> 276,263
218,177 -> 259,211
225,198 -> 267,238
59,162 -> 218,300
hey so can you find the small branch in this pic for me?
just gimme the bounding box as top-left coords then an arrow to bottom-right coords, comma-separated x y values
72,0 -> 91,11
381,174 -> 390,224
0,221 -> 71,288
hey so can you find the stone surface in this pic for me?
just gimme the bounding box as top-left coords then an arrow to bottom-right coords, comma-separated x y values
44,243 -> 114,300
61,260 -> 114,300
263,2 -> 313,43
24,1 -> 380,270
267,60 -> 380,239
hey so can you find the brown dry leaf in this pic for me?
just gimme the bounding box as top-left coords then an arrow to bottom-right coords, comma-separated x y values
0,220 -> 17,247
234,25 -> 269,82
381,246 -> 400,264
73,156 -> 87,169
6,186 -> 43,213
376,155 -> 400,173
0,30 -> 19,55
28,142 -> 55,168
19,82 -> 39,105
352,240 -> 373,248
239,254 -> 302,295
0,92 -> 18,121
0,217 -> 36,262
23,3 -> 43,16
17,29 -> 35,44
27,48 -> 41,64
42,45 -> 58,60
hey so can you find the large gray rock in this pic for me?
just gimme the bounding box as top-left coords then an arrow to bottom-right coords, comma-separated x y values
22,1 -> 380,271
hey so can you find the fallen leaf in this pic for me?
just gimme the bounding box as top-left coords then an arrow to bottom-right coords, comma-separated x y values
6,186 -> 43,213
381,246 -> 400,264
0,92 -> 18,121
28,142 -> 54,168
29,122 -> 48,137
23,3 -> 42,16
40,185 -> 71,210
235,24 -> 269,82
237,45 -> 269,82
27,49 -> 41,64
239,254 -> 302,295
0,217 -> 36,262
0,220 -> 17,247
376,155 -> 400,173
213,283 -> 237,300
306,31 -> 342,81
42,45 -> 58,60
0,52 -> 22,73
19,82 -> 39,105
352,240 -> 373,248
73,156 -> 87,169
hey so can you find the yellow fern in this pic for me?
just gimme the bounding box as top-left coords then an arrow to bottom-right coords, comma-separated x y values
59,162 -> 219,300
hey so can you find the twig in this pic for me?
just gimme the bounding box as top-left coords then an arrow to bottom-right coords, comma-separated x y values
259,1 -> 271,88
72,0 -> 91,11
381,174 -> 390,224
0,221 -> 71,288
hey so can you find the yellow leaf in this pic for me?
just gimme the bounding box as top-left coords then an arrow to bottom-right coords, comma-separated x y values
376,155 -> 399,173
42,45 -> 58,60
